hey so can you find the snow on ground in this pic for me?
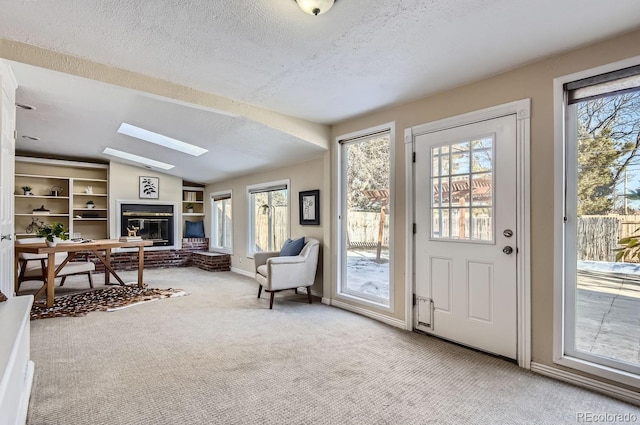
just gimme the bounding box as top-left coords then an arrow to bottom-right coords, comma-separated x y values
578,260 -> 640,274
346,249 -> 390,299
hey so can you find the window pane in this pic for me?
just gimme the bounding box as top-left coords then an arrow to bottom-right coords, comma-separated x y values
471,137 -> 493,172
471,208 -> 492,241
251,188 -> 288,253
568,89 -> 640,374
451,142 -> 470,175
342,134 -> 391,304
213,197 -> 232,250
472,173 -> 492,207
450,208 -> 469,239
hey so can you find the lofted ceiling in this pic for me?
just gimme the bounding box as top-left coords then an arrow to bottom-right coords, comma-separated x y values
1,0 -> 640,183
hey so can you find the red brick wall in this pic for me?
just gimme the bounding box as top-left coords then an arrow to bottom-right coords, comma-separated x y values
77,238 -> 229,273
192,253 -> 231,272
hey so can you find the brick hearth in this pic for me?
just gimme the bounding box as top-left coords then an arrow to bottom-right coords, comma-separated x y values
79,238 -> 230,273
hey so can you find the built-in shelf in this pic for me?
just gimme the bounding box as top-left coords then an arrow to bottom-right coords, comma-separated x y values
182,183 -> 206,238
15,157 -> 109,240
15,195 -> 69,199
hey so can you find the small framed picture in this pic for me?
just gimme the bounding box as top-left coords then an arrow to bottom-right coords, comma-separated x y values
299,190 -> 320,225
139,176 -> 159,199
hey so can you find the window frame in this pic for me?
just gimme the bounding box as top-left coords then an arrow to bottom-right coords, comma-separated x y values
209,190 -> 233,254
246,179 -> 290,258
336,124 -> 395,311
553,56 -> 640,389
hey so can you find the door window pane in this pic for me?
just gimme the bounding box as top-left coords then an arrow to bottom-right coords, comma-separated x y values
430,136 -> 494,242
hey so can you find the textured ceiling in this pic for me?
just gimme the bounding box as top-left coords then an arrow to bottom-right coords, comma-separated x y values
1,0 -> 640,182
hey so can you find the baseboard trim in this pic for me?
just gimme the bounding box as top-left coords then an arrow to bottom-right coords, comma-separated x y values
321,297 -> 331,305
531,362 -> 640,405
330,299 -> 406,330
230,267 -> 254,278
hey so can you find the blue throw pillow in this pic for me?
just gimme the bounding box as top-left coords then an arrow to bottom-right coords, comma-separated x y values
184,220 -> 205,238
280,237 -> 305,257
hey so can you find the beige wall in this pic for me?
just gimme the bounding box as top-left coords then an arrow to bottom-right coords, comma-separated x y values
332,29 -> 640,382
206,155 -> 328,293
108,161 -> 183,240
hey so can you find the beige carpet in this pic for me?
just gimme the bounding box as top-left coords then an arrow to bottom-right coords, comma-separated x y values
24,268 -> 640,425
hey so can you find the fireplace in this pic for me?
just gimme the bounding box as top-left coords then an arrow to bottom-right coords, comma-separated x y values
120,204 -> 174,247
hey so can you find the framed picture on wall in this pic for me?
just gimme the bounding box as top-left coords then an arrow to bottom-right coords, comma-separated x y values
299,190 -> 320,225
139,176 -> 159,199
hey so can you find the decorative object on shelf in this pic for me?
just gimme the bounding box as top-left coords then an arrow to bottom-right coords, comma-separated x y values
25,216 -> 45,234
32,205 -> 50,215
21,185 -> 32,195
50,185 -> 63,196
37,222 -> 69,247
139,176 -> 159,199
127,226 -> 139,237
86,200 -> 95,209
85,185 -> 93,194
120,226 -> 142,242
186,203 -> 194,213
299,189 -> 320,225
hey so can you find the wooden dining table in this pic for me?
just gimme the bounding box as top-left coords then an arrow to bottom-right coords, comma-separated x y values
14,239 -> 153,308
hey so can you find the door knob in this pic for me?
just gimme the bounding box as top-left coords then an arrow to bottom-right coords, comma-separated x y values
1,234 -> 12,241
502,246 -> 513,255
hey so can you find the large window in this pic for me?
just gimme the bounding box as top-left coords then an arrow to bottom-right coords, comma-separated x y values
210,191 -> 232,253
247,180 -> 289,256
338,128 -> 393,307
561,64 -> 640,382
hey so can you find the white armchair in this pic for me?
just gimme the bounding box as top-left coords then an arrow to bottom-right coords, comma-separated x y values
254,238 -> 320,309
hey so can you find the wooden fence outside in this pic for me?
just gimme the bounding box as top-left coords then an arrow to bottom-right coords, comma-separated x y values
347,212 -> 390,248
578,215 -> 640,262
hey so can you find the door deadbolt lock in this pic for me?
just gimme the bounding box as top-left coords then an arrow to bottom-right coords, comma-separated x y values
502,246 -> 513,255
503,229 -> 513,238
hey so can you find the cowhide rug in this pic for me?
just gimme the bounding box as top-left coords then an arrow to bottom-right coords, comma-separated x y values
31,286 -> 186,320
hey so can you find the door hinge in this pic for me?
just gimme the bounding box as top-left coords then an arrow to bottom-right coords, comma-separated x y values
412,152 -> 416,162
412,293 -> 416,306
13,129 -> 17,140
413,223 -> 416,234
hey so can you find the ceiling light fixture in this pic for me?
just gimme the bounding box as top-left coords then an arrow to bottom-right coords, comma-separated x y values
102,147 -> 174,170
295,0 -> 335,16
117,123 -> 208,157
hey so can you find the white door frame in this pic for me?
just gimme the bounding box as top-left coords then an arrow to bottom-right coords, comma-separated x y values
404,99 -> 531,368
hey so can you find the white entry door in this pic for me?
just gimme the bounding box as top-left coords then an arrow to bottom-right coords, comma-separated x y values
414,114 -> 517,359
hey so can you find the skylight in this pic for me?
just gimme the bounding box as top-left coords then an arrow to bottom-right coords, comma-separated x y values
117,123 -> 208,156
102,147 -> 174,170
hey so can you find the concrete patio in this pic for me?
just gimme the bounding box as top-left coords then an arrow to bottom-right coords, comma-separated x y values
576,268 -> 640,366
